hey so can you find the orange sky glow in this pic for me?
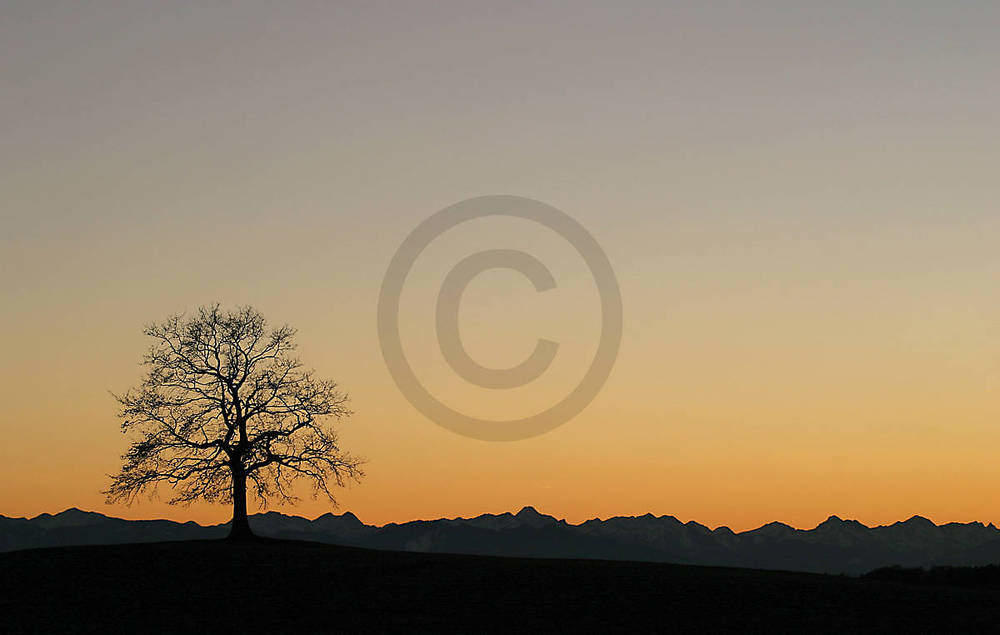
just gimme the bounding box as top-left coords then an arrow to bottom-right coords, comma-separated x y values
2,2 -> 1000,533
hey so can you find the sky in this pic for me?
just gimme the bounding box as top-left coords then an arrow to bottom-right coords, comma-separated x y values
2,0 -> 999,532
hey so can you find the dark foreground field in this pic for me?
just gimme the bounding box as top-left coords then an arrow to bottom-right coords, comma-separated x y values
2,539 -> 999,633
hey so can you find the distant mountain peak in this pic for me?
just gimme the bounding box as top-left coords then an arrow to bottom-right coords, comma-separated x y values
747,521 -> 796,538
816,515 -> 866,529
29,508 -> 109,529
760,521 -> 794,530
901,515 -> 936,528
48,508 -> 99,519
513,506 -> 558,528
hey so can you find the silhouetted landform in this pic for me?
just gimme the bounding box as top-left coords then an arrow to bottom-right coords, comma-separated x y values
3,539 -> 1000,633
864,564 -> 1000,587
4,506 -> 1000,575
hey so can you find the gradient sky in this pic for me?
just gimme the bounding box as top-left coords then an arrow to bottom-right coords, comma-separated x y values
2,1 -> 1000,532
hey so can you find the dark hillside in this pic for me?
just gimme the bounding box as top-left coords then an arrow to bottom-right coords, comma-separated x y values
3,539 -> 999,633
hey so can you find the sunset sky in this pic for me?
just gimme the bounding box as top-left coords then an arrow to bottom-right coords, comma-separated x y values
2,1 -> 1000,532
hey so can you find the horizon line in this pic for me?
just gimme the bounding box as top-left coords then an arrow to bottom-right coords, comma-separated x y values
8,506 -> 998,534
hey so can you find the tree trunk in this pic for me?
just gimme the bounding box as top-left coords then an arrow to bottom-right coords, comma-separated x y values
228,462 -> 253,540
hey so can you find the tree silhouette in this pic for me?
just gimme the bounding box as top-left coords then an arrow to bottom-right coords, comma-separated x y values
105,305 -> 364,539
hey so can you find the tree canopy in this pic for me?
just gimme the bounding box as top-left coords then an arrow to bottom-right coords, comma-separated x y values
106,304 -> 364,537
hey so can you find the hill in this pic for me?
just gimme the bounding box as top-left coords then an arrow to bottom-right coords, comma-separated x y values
3,539 -> 1000,633
4,507 -> 1000,575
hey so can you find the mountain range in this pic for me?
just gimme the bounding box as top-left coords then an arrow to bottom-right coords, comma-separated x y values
4,506 -> 1000,575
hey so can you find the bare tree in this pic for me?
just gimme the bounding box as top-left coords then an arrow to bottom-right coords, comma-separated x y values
106,304 -> 364,539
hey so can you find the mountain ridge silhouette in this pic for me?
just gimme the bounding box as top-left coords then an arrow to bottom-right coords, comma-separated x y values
4,506 -> 1000,574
